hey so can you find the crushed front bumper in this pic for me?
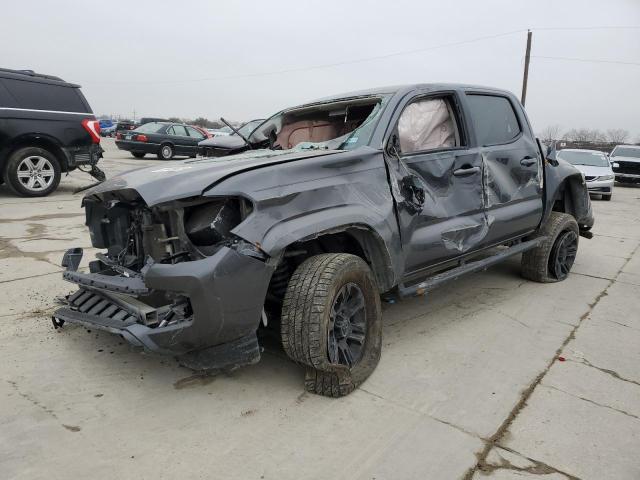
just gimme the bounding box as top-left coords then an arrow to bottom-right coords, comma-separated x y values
54,246 -> 274,370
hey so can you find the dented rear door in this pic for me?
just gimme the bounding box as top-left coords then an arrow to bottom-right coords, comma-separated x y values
463,92 -> 543,245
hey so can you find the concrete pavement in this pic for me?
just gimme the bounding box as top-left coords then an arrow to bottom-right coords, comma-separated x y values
1,140 -> 639,479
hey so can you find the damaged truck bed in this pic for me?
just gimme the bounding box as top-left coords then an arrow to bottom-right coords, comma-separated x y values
54,84 -> 594,397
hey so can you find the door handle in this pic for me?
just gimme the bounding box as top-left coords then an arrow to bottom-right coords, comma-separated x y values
520,156 -> 536,167
453,166 -> 480,176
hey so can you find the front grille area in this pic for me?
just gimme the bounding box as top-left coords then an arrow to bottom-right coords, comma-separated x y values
584,176 -> 596,182
614,161 -> 640,176
67,289 -> 137,325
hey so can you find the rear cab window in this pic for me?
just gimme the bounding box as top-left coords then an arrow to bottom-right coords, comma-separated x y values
1,78 -> 90,113
466,94 -> 521,146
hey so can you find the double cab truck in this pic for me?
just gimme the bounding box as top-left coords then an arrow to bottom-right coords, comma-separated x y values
53,84 -> 594,397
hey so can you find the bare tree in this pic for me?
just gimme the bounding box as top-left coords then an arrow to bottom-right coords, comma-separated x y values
539,124 -> 563,143
606,128 -> 629,144
563,128 -> 606,143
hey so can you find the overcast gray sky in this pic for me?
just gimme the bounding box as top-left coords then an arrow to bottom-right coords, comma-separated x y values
2,0 -> 639,138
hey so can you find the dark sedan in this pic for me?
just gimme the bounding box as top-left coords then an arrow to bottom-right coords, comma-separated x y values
115,122 -> 207,159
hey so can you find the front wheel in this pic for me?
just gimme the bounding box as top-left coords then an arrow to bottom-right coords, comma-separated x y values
280,253 -> 382,397
131,152 -> 145,158
157,144 -> 174,160
5,147 -> 61,197
521,212 -> 579,283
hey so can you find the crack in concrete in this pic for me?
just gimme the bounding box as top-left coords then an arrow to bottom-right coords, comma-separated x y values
541,384 -> 640,421
357,387 -> 485,442
0,270 -> 63,285
578,358 -> 640,388
462,239 -> 640,480
480,445 -> 582,479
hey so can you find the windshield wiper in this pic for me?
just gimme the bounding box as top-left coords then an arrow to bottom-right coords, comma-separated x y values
220,117 -> 252,149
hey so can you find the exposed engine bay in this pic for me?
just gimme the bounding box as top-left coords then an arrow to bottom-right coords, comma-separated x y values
66,191 -> 259,332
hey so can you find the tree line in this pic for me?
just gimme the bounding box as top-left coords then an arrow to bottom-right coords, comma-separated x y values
538,125 -> 636,145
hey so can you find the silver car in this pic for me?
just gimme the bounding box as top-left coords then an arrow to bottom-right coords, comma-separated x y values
557,149 -> 615,201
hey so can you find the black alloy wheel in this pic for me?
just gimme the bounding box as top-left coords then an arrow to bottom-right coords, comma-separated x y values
327,283 -> 366,367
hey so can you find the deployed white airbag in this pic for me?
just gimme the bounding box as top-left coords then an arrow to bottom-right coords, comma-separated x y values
398,98 -> 455,153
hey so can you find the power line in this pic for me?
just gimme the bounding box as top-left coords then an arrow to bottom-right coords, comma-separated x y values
85,29 -> 527,86
532,55 -> 640,66
82,25 -> 640,86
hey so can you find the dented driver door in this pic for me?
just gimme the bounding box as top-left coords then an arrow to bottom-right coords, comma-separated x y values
388,92 -> 488,274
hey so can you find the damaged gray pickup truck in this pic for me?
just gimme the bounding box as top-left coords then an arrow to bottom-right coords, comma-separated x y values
54,84 -> 594,397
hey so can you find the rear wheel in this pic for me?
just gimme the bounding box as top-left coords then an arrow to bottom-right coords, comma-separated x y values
602,194 -> 612,201
280,253 -> 382,397
158,144 -> 174,160
5,147 -> 61,197
521,212 -> 579,283
131,152 -> 145,158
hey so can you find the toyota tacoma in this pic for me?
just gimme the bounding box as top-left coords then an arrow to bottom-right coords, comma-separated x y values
53,84 -> 594,397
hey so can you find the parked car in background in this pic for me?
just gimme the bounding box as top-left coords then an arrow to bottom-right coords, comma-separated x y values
198,119 -> 265,156
115,121 -> 207,159
0,67 -> 103,196
610,144 -> 640,184
556,149 -> 614,200
115,120 -> 137,134
189,125 -> 212,139
56,84 -> 593,397
139,117 -> 168,125
207,127 -> 230,137
101,123 -> 118,137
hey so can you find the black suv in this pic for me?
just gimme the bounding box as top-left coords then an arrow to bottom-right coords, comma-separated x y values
54,84 -> 593,397
0,68 -> 103,197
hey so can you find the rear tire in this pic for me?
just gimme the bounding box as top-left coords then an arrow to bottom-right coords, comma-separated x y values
158,144 -> 174,160
131,152 -> 145,158
602,194 -> 612,201
521,212 -> 579,283
5,147 -> 61,197
280,253 -> 382,397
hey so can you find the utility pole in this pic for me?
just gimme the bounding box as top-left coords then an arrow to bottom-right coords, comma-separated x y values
521,29 -> 532,106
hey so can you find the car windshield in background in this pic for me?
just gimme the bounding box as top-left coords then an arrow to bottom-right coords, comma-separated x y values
236,119 -> 265,137
611,147 -> 640,158
134,122 -> 165,134
249,95 -> 390,151
557,150 -> 609,167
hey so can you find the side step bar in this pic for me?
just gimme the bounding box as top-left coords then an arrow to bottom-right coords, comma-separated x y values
398,237 -> 546,298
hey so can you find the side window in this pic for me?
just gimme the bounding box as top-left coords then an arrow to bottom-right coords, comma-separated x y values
186,127 -> 204,140
466,94 -> 521,146
397,97 -> 459,154
166,126 -> 175,135
171,125 -> 188,136
2,78 -> 89,112
0,80 -> 19,107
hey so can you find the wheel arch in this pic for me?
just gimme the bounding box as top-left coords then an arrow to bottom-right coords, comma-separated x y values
543,167 -> 594,230
1,134 -> 69,176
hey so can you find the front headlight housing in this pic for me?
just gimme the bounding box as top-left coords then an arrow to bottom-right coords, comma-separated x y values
597,174 -> 614,181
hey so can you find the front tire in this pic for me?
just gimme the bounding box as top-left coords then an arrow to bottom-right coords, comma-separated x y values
280,253 -> 382,397
131,152 -> 145,158
5,147 -> 61,197
521,212 -> 579,283
157,144 -> 174,160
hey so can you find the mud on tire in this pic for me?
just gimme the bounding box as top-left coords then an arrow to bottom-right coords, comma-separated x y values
521,212 -> 579,283
280,253 -> 382,397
